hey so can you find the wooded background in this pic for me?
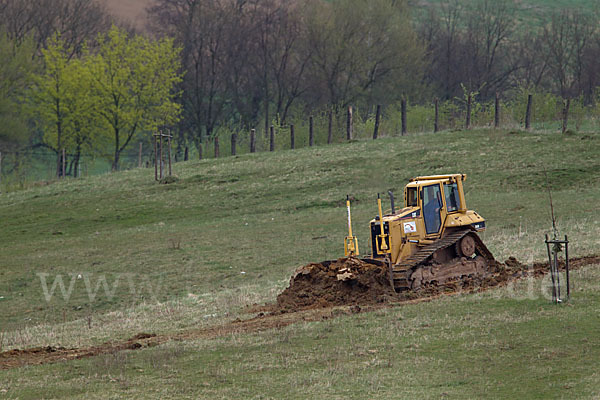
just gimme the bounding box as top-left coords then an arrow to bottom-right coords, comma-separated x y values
1,0 -> 600,186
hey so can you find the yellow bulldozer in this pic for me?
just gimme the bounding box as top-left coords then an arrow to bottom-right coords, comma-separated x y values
342,174 -> 494,292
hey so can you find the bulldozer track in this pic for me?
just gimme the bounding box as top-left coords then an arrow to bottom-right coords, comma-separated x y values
391,228 -> 493,291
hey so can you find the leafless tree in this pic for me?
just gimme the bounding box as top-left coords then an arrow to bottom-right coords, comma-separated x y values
0,0 -> 111,58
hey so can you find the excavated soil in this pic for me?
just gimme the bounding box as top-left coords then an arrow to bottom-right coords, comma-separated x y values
272,255 -> 600,313
275,257 -> 397,312
1,255 -> 599,370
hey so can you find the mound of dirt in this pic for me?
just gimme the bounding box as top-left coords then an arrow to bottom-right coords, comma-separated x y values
276,257 -> 397,312
274,255 -> 600,313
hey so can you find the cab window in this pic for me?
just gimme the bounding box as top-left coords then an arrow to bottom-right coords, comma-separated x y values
444,183 -> 460,212
406,187 -> 417,207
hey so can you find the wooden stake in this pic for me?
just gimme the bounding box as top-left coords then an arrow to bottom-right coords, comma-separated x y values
401,98 -> 407,135
562,98 -> 570,134
167,134 -> 172,177
290,124 -> 295,149
159,132 -> 164,179
346,106 -> 353,140
465,93 -> 472,130
138,142 -> 142,168
373,104 -> 381,139
250,129 -> 256,153
62,148 -> 66,178
184,146 -> 189,161
434,98 -> 439,133
269,125 -> 275,151
231,133 -> 237,156
214,136 -> 219,158
0,151 -> 2,194
309,116 -> 314,146
525,94 -> 532,129
198,142 -> 203,160
327,110 -> 333,144
154,135 -> 158,181
494,92 -> 500,128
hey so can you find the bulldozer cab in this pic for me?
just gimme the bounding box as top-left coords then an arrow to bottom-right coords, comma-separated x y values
405,174 -> 468,238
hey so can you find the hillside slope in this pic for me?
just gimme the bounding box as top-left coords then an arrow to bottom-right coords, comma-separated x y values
1,128 -> 600,398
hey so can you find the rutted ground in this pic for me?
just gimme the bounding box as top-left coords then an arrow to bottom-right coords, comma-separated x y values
2,255 -> 597,370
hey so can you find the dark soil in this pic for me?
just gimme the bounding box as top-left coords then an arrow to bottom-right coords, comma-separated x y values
275,258 -> 397,312
272,255 -> 600,313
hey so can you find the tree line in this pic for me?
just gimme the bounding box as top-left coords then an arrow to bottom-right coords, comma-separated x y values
1,0 -> 600,178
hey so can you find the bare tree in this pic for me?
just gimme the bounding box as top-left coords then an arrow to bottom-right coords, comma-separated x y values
0,0 -> 111,58
542,10 -> 594,98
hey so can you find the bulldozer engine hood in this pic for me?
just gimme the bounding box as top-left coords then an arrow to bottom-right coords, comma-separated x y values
369,207 -> 420,224
396,207 -> 421,220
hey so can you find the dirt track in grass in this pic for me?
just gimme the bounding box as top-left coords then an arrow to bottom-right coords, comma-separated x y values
2,255 -> 599,370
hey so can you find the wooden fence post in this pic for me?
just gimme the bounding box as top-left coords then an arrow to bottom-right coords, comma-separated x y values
167,134 -> 172,177
373,104 -> 381,139
154,135 -> 158,180
434,98 -> 439,133
198,142 -> 203,160
138,142 -> 142,168
346,106 -> 353,140
184,146 -> 189,161
250,129 -> 256,153
401,98 -> 407,135
214,136 -> 219,158
62,148 -> 66,178
231,133 -> 237,156
309,116 -> 314,146
0,151 -> 2,194
494,92 -> 500,128
270,125 -> 275,151
525,94 -> 532,129
290,124 -> 295,149
327,110 -> 333,144
465,93 -> 472,129
562,98 -> 570,134
159,133 -> 164,178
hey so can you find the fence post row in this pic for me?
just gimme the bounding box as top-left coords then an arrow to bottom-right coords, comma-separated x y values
144,92 -> 575,169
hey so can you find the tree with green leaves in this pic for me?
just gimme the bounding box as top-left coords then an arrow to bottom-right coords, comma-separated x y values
89,27 -> 182,171
30,34 -> 100,177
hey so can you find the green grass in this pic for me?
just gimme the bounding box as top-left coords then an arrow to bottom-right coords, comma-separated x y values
1,127 -> 600,398
2,267 -> 600,399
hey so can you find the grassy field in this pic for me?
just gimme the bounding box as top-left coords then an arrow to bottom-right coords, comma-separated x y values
0,127 -> 599,398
